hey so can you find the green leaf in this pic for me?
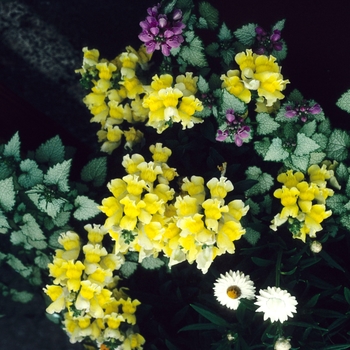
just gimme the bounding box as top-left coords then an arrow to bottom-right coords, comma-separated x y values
81,157 -> 107,187
3,132 -> 21,161
251,256 -> 274,267
0,177 -> 16,212
288,89 -> 304,103
245,166 -> 274,196
44,159 -> 71,192
10,289 -> 34,303
205,42 -> 220,57
344,287 -> 350,305
73,195 -> 99,220
311,133 -> 328,150
254,138 -> 270,158
336,89 -> 350,113
197,75 -> 210,94
218,22 -> 233,41
18,159 -> 43,188
299,120 -> 316,137
309,152 -> 326,165
264,138 -> 289,162
35,135 -> 65,165
120,261 -> 138,278
198,2 -> 219,30
318,118 -> 332,136
34,251 -> 51,269
256,113 -> 280,135
303,293 -> 320,308
163,0 -> 177,14
340,213 -> 350,231
190,304 -> 230,326
179,323 -> 224,332
234,23 -> 256,46
272,19 -> 286,31
319,250 -> 345,272
141,256 -> 165,270
326,129 -> 350,162
180,36 -> 207,67
335,162 -> 349,183
294,133 -> 320,156
221,47 -> 235,66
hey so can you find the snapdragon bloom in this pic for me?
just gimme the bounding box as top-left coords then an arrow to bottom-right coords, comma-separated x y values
138,4 -> 185,56
216,109 -> 250,146
254,26 -> 283,55
285,100 -> 322,122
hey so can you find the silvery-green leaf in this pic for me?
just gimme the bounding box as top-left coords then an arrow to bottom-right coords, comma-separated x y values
44,159 -> 71,192
309,152 -> 326,165
311,133 -> 328,150
52,211 -> 71,227
264,138 -> 289,162
221,89 -> 246,114
254,138 -> 271,158
141,256 -> 165,270
256,113 -> 280,135
317,118 -> 332,136
0,177 -> 16,212
180,37 -> 207,67
243,227 -> 260,245
197,17 -> 208,29
20,213 -> 47,250
18,159 -> 43,188
222,47 -> 235,66
336,89 -> 350,113
81,157 -> 107,187
294,133 -> 320,156
291,154 -> 309,172
326,129 -> 350,162
0,210 -> 10,234
6,254 -> 32,278
3,132 -> 21,161
35,135 -> 65,165
271,40 -> 287,61
10,231 -> 26,246
120,261 -> 138,278
245,166 -> 274,196
245,198 -> 260,215
73,195 -> 100,221
326,194 -> 348,215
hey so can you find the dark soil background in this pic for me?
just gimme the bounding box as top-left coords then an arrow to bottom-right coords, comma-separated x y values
0,0 -> 350,349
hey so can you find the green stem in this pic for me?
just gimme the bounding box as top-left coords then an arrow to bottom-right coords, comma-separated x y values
275,249 -> 283,288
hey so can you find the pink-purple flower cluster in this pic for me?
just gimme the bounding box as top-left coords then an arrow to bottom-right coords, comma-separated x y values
216,109 -> 250,147
285,101 -> 322,122
138,4 -> 185,56
254,26 -> 283,55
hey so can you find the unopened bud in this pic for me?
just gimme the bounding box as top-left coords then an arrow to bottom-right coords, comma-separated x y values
274,337 -> 291,350
310,240 -> 322,253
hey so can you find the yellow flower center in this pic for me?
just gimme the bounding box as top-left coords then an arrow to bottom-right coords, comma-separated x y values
226,285 -> 242,299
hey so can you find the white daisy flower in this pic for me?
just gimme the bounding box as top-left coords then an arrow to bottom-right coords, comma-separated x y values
213,270 -> 256,310
255,286 -> 297,323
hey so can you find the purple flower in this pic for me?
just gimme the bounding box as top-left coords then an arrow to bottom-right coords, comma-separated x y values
216,109 -> 250,146
138,5 -> 185,56
284,101 -> 322,121
254,26 -> 283,55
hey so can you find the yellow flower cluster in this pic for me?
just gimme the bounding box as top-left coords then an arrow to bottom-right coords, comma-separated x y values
221,49 -> 289,108
270,164 -> 335,242
142,73 -> 204,133
44,225 -> 144,349
77,46 -> 151,154
99,143 -> 249,273
77,48 -> 203,152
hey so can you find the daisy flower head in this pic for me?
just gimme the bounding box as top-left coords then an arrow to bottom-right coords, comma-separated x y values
213,270 -> 256,310
255,286 -> 297,323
